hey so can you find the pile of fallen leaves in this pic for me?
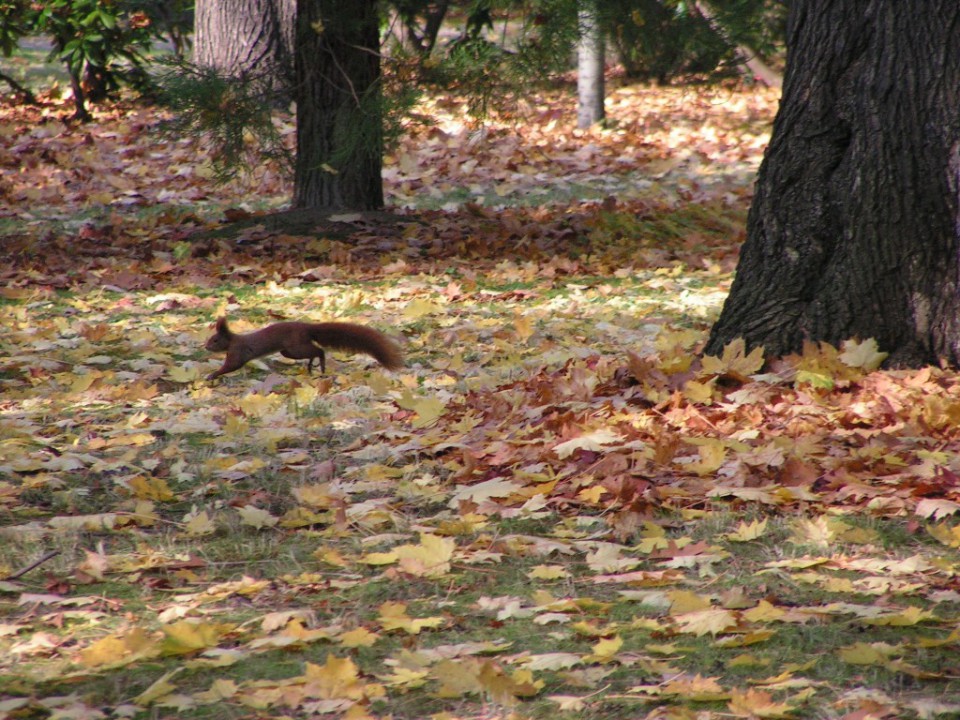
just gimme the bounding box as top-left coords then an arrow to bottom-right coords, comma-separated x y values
3,83 -> 960,720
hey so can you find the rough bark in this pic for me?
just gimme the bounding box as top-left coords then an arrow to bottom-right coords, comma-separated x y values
294,0 -> 383,210
705,0 -> 960,367
194,0 -> 296,85
577,2 -> 605,129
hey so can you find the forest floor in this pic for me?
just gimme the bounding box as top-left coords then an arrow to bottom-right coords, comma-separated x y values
3,81 -> 960,720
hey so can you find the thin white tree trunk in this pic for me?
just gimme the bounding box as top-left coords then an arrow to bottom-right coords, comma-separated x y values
577,3 -> 605,129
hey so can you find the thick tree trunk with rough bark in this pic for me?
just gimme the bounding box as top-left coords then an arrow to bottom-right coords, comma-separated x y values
705,0 -> 960,367
194,0 -> 295,85
294,0 -> 383,210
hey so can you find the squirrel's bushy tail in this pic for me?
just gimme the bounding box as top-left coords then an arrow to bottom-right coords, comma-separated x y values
309,323 -> 403,369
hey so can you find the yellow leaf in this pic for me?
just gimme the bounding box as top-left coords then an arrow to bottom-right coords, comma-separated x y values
183,509 -> 216,537
528,565 -> 569,580
662,673 -> 728,701
377,602 -> 444,634
817,576 -> 856,592
135,668 -> 182,705
315,548 -> 351,567
751,665 -> 816,688
360,550 -> 398,566
742,600 -> 785,623
126,476 -> 174,502
195,678 -> 238,702
132,500 -> 159,527
394,534 -> 455,578
838,642 -> 899,665
71,372 -> 101,392
682,378 -> 716,404
839,337 -> 887,370
249,619 -> 333,647
656,328 -> 702,352
303,655 -> 367,700
514,315 -> 534,342
381,666 -> 430,688
184,648 -> 244,668
547,695 -> 587,711
236,392 -> 282,417
523,652 -> 582,671
674,609 -> 739,636
280,507 -> 325,529
727,653 -> 767,669
169,365 -> 201,383
863,605 -> 935,627
433,658 -> 484,698
789,516 -> 834,547
795,369 -> 834,389
104,432 -> 156,448
260,610 -> 314,632
77,548 -> 110,582
161,621 -> 229,656
585,543 -> 636,573
668,590 -> 712,614
726,518 -> 768,542
237,505 -> 279,530
553,429 -> 626,459
478,663 -> 543,703
716,630 -> 776,648
835,524 -> 879,544
728,688 -> 796,718
402,298 -> 443,319
701,338 -> 764,380
340,627 -> 379,648
583,634 -> 623,663
79,627 -> 156,667
577,485 -> 607,504
293,483 -> 339,508
764,557 -> 829,570
928,522 -> 960,548
571,620 -> 618,637
686,440 -> 726,475
394,390 -> 447,428
448,477 -> 522,506
48,513 -> 120,532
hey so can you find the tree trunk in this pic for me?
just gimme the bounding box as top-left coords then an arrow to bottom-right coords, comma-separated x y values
577,2 -> 605,129
194,0 -> 296,85
294,0 -> 384,210
693,0 -> 782,89
705,0 -> 960,367
393,0 -> 451,59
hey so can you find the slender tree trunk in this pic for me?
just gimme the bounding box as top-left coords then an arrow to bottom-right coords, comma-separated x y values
705,0 -> 960,367
194,0 -> 296,85
294,0 -> 383,210
693,0 -> 782,89
577,2 -> 605,129
394,0 -> 450,59
65,62 -> 90,121
0,71 -> 37,104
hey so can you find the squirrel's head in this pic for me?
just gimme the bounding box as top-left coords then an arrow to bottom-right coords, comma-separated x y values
204,317 -> 232,351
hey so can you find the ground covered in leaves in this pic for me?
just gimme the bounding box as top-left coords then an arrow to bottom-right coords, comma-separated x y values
3,83 -> 960,720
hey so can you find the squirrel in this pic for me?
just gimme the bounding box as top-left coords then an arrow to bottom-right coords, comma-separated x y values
204,317 -> 403,381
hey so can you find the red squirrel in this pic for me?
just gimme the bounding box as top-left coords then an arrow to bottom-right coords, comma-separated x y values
204,317 -> 403,381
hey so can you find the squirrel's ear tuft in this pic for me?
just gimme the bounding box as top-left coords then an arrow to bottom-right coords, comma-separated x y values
215,317 -> 230,334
